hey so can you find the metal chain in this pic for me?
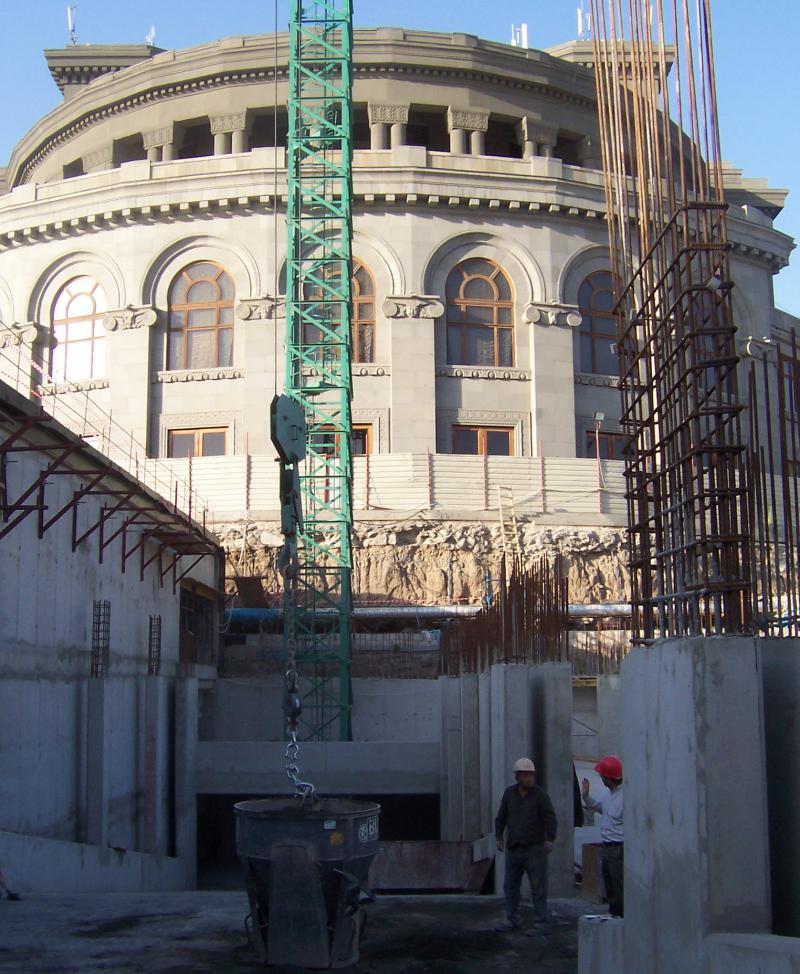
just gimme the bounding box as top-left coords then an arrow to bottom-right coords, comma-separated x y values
282,526 -> 316,804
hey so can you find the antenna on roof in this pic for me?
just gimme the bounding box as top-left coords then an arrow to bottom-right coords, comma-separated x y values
66,5 -> 77,46
511,23 -> 528,48
577,3 -> 593,40
145,24 -> 156,46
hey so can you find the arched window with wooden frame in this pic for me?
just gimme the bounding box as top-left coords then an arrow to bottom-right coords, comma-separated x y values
167,261 -> 234,370
303,258 -> 375,364
445,258 -> 514,367
50,276 -> 107,382
577,270 -> 618,374
352,260 -> 375,363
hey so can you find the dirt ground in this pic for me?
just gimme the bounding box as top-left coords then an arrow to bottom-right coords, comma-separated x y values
0,891 -> 594,973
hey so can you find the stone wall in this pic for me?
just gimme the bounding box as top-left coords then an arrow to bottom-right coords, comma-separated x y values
221,517 -> 630,607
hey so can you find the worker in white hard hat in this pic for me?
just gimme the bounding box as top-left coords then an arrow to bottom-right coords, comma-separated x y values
493,757 -> 557,936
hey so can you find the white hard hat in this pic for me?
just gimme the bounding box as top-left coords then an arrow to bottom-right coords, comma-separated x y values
513,758 -> 536,773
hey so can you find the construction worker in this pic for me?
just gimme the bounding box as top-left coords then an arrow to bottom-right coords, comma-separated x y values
493,757 -> 557,936
582,755 -> 624,917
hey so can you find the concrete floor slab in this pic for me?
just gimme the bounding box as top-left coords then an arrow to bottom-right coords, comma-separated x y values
0,891 -> 590,973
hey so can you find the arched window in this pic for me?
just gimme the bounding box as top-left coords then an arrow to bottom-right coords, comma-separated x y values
51,277 -> 107,382
167,261 -> 234,370
302,259 -> 375,363
446,258 -> 514,367
578,271 -> 617,374
352,260 -> 375,363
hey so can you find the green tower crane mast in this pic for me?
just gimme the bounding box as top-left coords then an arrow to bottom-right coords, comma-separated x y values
282,0 -> 354,742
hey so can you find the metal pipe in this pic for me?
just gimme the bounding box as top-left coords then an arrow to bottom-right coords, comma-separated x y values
224,603 -> 632,623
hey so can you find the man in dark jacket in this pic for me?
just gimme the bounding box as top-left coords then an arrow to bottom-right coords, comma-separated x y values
493,757 -> 557,935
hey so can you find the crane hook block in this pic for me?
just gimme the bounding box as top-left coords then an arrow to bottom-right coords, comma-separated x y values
271,394 -> 307,465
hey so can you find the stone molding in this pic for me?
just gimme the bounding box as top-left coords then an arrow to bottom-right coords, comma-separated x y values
575,372 -> 619,388
38,378 -> 110,394
447,107 -> 489,133
142,124 -> 175,150
0,321 -> 44,349
524,301 -> 582,328
352,364 -> 390,377
103,305 -> 158,331
367,103 -> 410,125
236,296 -> 277,320
515,118 -> 558,147
437,365 -> 529,381
153,367 -> 243,383
210,112 -> 248,135
382,294 -> 444,319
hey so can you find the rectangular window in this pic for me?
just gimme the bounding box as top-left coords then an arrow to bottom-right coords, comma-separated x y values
167,427 -> 227,458
180,587 -> 217,666
352,424 -> 372,456
586,430 -> 627,460
452,426 -> 514,457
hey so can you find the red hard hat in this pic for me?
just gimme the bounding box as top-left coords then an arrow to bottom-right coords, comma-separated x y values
595,755 -> 623,780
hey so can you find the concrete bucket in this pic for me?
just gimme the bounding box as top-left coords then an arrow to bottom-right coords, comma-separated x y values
235,797 -> 381,968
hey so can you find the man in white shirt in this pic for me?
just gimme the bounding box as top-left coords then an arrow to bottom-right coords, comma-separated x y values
582,755 -> 624,917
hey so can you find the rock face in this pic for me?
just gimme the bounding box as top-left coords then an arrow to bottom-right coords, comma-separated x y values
219,518 -> 630,606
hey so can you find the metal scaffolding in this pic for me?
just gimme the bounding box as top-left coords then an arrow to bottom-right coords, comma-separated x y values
283,0 -> 354,740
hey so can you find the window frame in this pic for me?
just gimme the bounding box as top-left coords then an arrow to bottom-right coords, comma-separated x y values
577,270 -> 618,375
452,425 -> 515,457
446,258 -> 515,368
167,427 -> 228,458
585,430 -> 627,461
352,260 -> 376,364
352,423 -> 373,456
50,276 -> 108,382
167,261 -> 234,371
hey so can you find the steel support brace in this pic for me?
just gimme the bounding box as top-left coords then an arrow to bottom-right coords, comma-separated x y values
0,442 -> 83,542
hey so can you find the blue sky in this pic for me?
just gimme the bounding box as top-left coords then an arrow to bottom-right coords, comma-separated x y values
1,1 -> 797,314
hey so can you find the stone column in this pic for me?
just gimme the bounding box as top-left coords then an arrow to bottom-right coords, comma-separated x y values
143,124 -> 179,163
516,118 -> 558,160
82,145 -> 114,174
175,677 -> 199,888
577,134 -> 603,170
383,294 -> 443,453
210,112 -> 248,156
368,104 -> 408,150
448,108 -> 489,156
524,301 -> 582,456
103,305 -> 158,449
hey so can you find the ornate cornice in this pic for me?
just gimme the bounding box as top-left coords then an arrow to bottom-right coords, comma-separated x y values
437,365 -> 529,381
0,321 -> 43,349
153,367 -> 243,383
236,296 -> 277,320
575,372 -> 619,388
103,305 -> 158,331
447,107 -> 490,132
524,301 -> 582,327
368,103 -> 410,125
382,294 -> 444,319
39,377 -> 109,394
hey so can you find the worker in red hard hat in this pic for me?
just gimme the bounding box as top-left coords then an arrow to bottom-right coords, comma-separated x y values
582,755 -> 624,917
493,757 -> 558,936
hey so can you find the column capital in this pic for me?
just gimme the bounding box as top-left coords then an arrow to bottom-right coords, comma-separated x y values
0,321 -> 44,349
367,103 -> 409,125
236,296 -> 278,320
447,107 -> 489,133
515,117 -> 558,147
143,124 -> 175,151
103,305 -> 158,332
82,145 -> 114,174
382,294 -> 444,319
524,301 -> 582,328
209,111 -> 248,135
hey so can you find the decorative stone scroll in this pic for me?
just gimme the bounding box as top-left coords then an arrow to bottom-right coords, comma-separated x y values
382,294 -> 444,319
447,108 -> 490,133
0,321 -> 43,349
154,368 -> 243,383
367,104 -> 409,125
103,305 -> 158,331
236,296 -> 278,320
524,301 -> 582,328
737,336 -> 776,362
210,112 -> 248,135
